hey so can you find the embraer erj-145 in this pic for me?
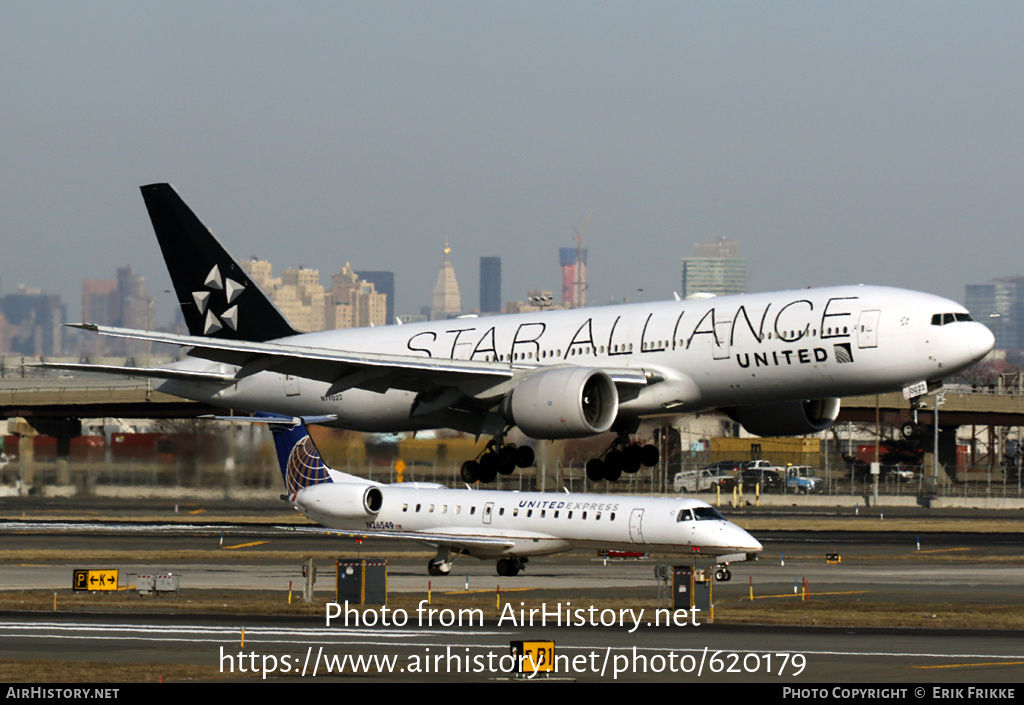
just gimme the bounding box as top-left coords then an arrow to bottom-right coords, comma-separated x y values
51,184 -> 994,482
267,414 -> 762,577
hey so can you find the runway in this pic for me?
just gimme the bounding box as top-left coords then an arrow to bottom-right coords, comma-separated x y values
2,612 -> 1023,682
2,516 -> 1023,682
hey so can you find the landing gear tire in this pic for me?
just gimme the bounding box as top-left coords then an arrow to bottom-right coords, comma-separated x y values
623,444 -> 643,474
460,460 -> 480,483
640,444 -> 659,467
605,463 -> 623,482
586,458 -> 606,482
496,558 -> 521,577
498,444 -> 518,469
714,567 -> 731,582
478,453 -> 500,482
603,449 -> 626,481
428,560 -> 452,576
515,445 -> 535,468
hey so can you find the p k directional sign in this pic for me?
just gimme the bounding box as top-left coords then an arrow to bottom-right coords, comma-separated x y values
73,569 -> 119,591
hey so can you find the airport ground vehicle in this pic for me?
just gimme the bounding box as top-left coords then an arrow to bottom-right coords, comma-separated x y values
738,466 -> 783,492
673,466 -> 737,493
784,465 -> 824,493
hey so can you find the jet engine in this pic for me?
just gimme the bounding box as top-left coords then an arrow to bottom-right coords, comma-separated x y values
293,482 -> 384,521
724,398 -> 841,437
502,367 -> 618,439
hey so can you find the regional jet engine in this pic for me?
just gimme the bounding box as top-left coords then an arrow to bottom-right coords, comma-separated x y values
293,482 -> 384,521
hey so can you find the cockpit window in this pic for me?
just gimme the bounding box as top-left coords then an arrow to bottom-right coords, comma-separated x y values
677,507 -> 724,522
931,312 -> 974,326
693,506 -> 725,521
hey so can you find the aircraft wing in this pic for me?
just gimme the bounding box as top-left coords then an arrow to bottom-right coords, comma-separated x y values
60,323 -> 652,398
280,524 -> 517,553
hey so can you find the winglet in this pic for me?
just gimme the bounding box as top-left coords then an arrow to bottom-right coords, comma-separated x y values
140,183 -> 299,342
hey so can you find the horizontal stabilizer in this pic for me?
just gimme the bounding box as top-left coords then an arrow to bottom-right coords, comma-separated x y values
28,362 -> 234,384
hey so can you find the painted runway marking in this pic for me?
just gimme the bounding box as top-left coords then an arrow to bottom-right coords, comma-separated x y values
221,541 -> 269,550
912,660 -> 1024,669
750,590 -> 871,599
1,621 -> 1023,665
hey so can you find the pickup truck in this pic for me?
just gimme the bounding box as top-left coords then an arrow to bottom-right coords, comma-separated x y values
738,460 -> 783,492
784,465 -> 824,493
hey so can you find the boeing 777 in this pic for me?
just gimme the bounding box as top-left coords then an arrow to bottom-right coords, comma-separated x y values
49,184 -> 995,482
266,414 -> 762,577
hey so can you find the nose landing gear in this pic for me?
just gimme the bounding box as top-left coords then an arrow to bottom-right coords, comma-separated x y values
427,548 -> 455,576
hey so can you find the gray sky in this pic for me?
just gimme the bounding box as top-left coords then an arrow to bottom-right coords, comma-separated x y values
3,2 -> 1023,323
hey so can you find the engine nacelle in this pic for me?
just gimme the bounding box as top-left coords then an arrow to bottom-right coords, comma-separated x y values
502,367 -> 618,439
725,398 -> 841,437
293,482 -> 384,521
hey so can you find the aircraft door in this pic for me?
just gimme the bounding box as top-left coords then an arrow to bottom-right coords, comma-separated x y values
629,508 -> 644,543
857,310 -> 880,349
483,502 -> 494,525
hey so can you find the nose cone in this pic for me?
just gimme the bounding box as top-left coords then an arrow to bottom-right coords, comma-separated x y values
969,323 -> 996,361
724,522 -> 763,554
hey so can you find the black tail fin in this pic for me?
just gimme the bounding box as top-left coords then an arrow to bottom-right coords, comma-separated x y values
140,183 -> 299,342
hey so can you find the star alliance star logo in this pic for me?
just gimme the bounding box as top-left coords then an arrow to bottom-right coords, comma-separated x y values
192,264 -> 244,335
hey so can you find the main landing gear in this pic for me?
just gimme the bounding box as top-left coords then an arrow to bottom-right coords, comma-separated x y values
459,427 -> 659,485
460,437 -> 535,484
585,434 -> 659,482
496,557 -> 527,577
425,550 -> 527,578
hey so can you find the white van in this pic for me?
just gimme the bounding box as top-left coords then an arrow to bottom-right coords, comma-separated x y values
673,468 -> 716,493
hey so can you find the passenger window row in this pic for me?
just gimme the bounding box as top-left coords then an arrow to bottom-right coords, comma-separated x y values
400,502 -> 616,522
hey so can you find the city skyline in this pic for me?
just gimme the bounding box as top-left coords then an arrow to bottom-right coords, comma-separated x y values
10,236 -> 1024,357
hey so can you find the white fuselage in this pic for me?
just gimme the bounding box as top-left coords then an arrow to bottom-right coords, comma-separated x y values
158,284 -> 993,431
294,482 -> 762,560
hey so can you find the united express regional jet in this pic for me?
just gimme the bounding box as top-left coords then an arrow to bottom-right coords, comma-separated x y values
54,184 -> 994,483
268,414 -> 762,577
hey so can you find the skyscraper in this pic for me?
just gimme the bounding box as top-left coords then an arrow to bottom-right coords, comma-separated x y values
559,247 -> 587,308
80,266 -> 148,354
966,276 -> 1024,351
680,238 -> 747,298
1,286 -> 65,356
356,271 -> 395,324
479,257 -> 501,314
431,243 -> 461,320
